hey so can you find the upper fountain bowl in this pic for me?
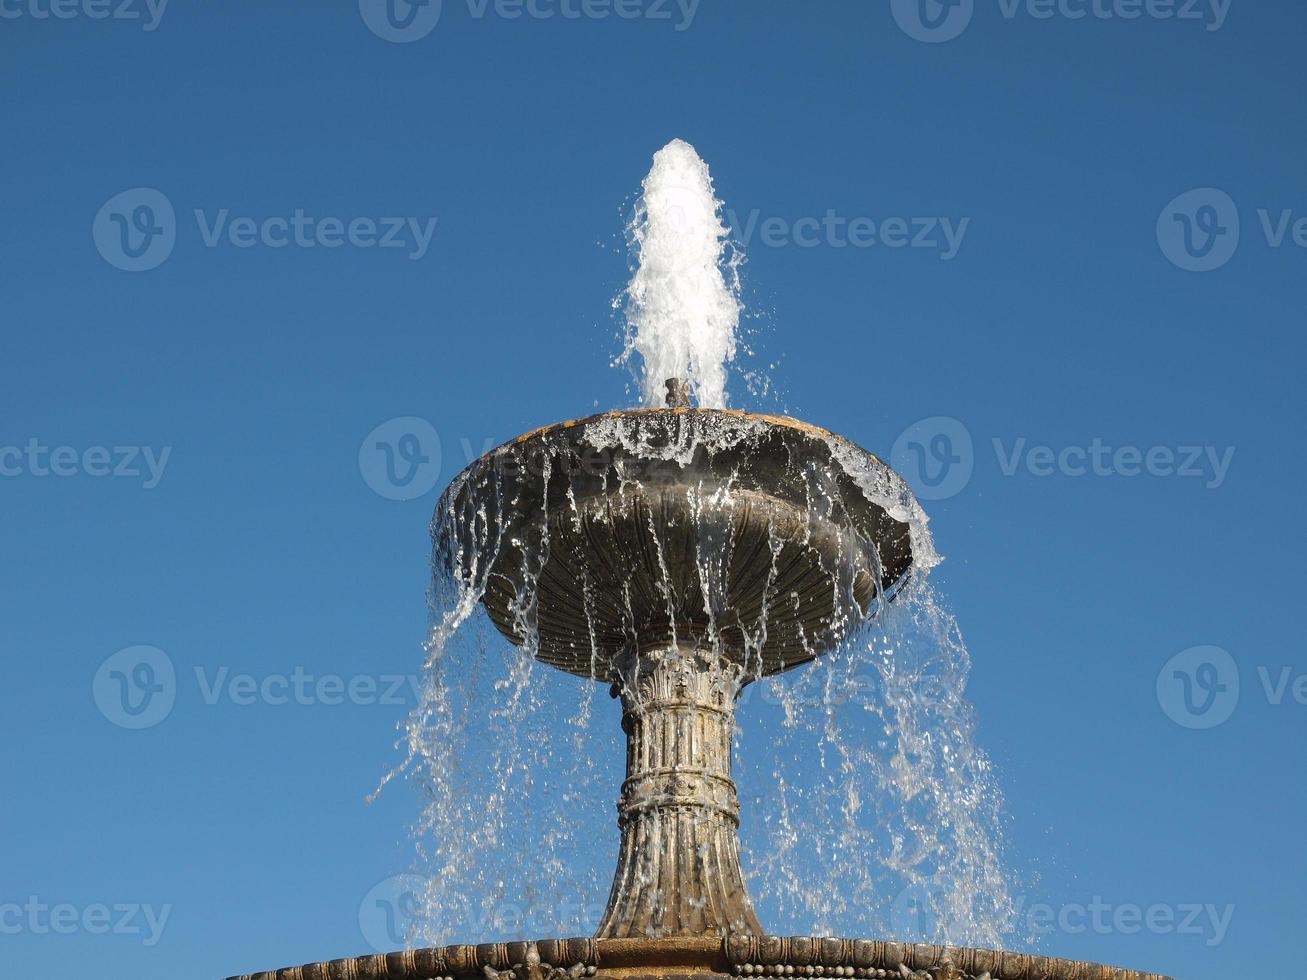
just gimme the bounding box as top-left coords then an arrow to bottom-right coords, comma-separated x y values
435,408 -> 917,681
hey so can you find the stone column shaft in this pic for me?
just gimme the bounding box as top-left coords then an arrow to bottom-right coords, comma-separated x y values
595,642 -> 762,939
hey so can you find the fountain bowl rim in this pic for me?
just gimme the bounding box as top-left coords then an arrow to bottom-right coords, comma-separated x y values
473,406 -> 877,465
225,933 -> 1173,980
432,406 -> 922,678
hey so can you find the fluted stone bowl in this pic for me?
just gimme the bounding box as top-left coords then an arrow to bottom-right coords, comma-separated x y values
436,409 -> 915,681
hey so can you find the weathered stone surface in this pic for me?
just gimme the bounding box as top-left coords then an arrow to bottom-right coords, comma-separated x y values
225,935 -> 1172,980
439,409 -> 914,681
597,644 -> 760,938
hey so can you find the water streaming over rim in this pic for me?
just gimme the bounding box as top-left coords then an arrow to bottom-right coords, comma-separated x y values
375,141 -> 1017,953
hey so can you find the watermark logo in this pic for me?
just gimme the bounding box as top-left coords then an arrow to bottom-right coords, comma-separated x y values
994,438 -> 1234,488
93,646 -> 177,730
1012,895 -> 1233,947
635,180 -> 716,276
359,417 -> 443,501
0,440 -> 172,488
1159,189 -> 1307,271
1258,666 -> 1307,709
359,0 -> 443,41
194,666 -> 421,707
193,210 -> 437,258
894,0 -> 1230,42
0,0 -> 169,30
1157,188 -> 1240,272
1157,648 -> 1306,728
891,0 -> 974,42
628,192 -> 967,278
357,886 -> 610,944
94,191 -> 438,271
0,898 -> 172,947
997,0 -> 1230,30
93,188 -> 176,272
1157,645 -> 1239,730
735,673 -> 877,709
94,659 -> 423,731
889,883 -> 1233,947
362,0 -> 698,41
725,209 -> 969,259
889,880 -> 951,940
359,874 -> 428,951
891,417 -> 975,501
891,418 -> 1235,501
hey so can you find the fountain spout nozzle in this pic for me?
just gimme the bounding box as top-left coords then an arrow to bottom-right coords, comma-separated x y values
664,377 -> 691,409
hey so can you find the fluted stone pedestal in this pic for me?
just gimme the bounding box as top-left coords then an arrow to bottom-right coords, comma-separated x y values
597,643 -> 761,939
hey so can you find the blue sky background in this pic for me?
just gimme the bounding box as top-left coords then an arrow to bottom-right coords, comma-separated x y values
1,2 -> 1303,979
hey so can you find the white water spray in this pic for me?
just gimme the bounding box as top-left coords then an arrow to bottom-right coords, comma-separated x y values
618,139 -> 743,409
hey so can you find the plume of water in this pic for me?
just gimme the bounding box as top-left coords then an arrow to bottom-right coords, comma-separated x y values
617,138 -> 743,409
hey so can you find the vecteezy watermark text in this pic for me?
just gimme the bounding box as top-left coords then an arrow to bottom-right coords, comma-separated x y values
359,875 -> 607,951
94,188 -> 437,271
890,417 -> 1235,501
193,210 -> 437,258
1011,895 -> 1234,947
1,440 -> 171,489
0,0 -> 168,30
359,0 -> 699,43
995,0 -> 1230,30
892,882 -> 1233,947
992,438 -> 1235,488
0,898 -> 172,947
193,666 -> 422,707
725,209 -> 969,260
891,0 -> 1230,43
94,646 -> 424,730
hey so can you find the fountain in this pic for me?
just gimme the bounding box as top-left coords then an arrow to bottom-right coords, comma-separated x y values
226,142 -> 1170,980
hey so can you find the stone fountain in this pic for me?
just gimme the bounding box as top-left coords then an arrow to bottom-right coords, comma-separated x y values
228,385 -> 1171,980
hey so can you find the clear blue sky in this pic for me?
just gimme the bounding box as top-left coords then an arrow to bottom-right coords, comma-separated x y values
1,3 -> 1303,979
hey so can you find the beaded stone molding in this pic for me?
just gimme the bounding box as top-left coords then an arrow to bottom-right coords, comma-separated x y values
226,935 -> 1171,980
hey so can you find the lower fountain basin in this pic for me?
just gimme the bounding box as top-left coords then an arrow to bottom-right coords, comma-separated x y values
225,934 -> 1172,980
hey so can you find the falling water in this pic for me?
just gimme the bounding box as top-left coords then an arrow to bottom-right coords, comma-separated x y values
379,142 -> 1018,953
616,139 -> 744,409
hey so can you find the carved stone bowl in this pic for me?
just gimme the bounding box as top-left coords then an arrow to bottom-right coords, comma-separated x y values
435,409 -> 916,681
